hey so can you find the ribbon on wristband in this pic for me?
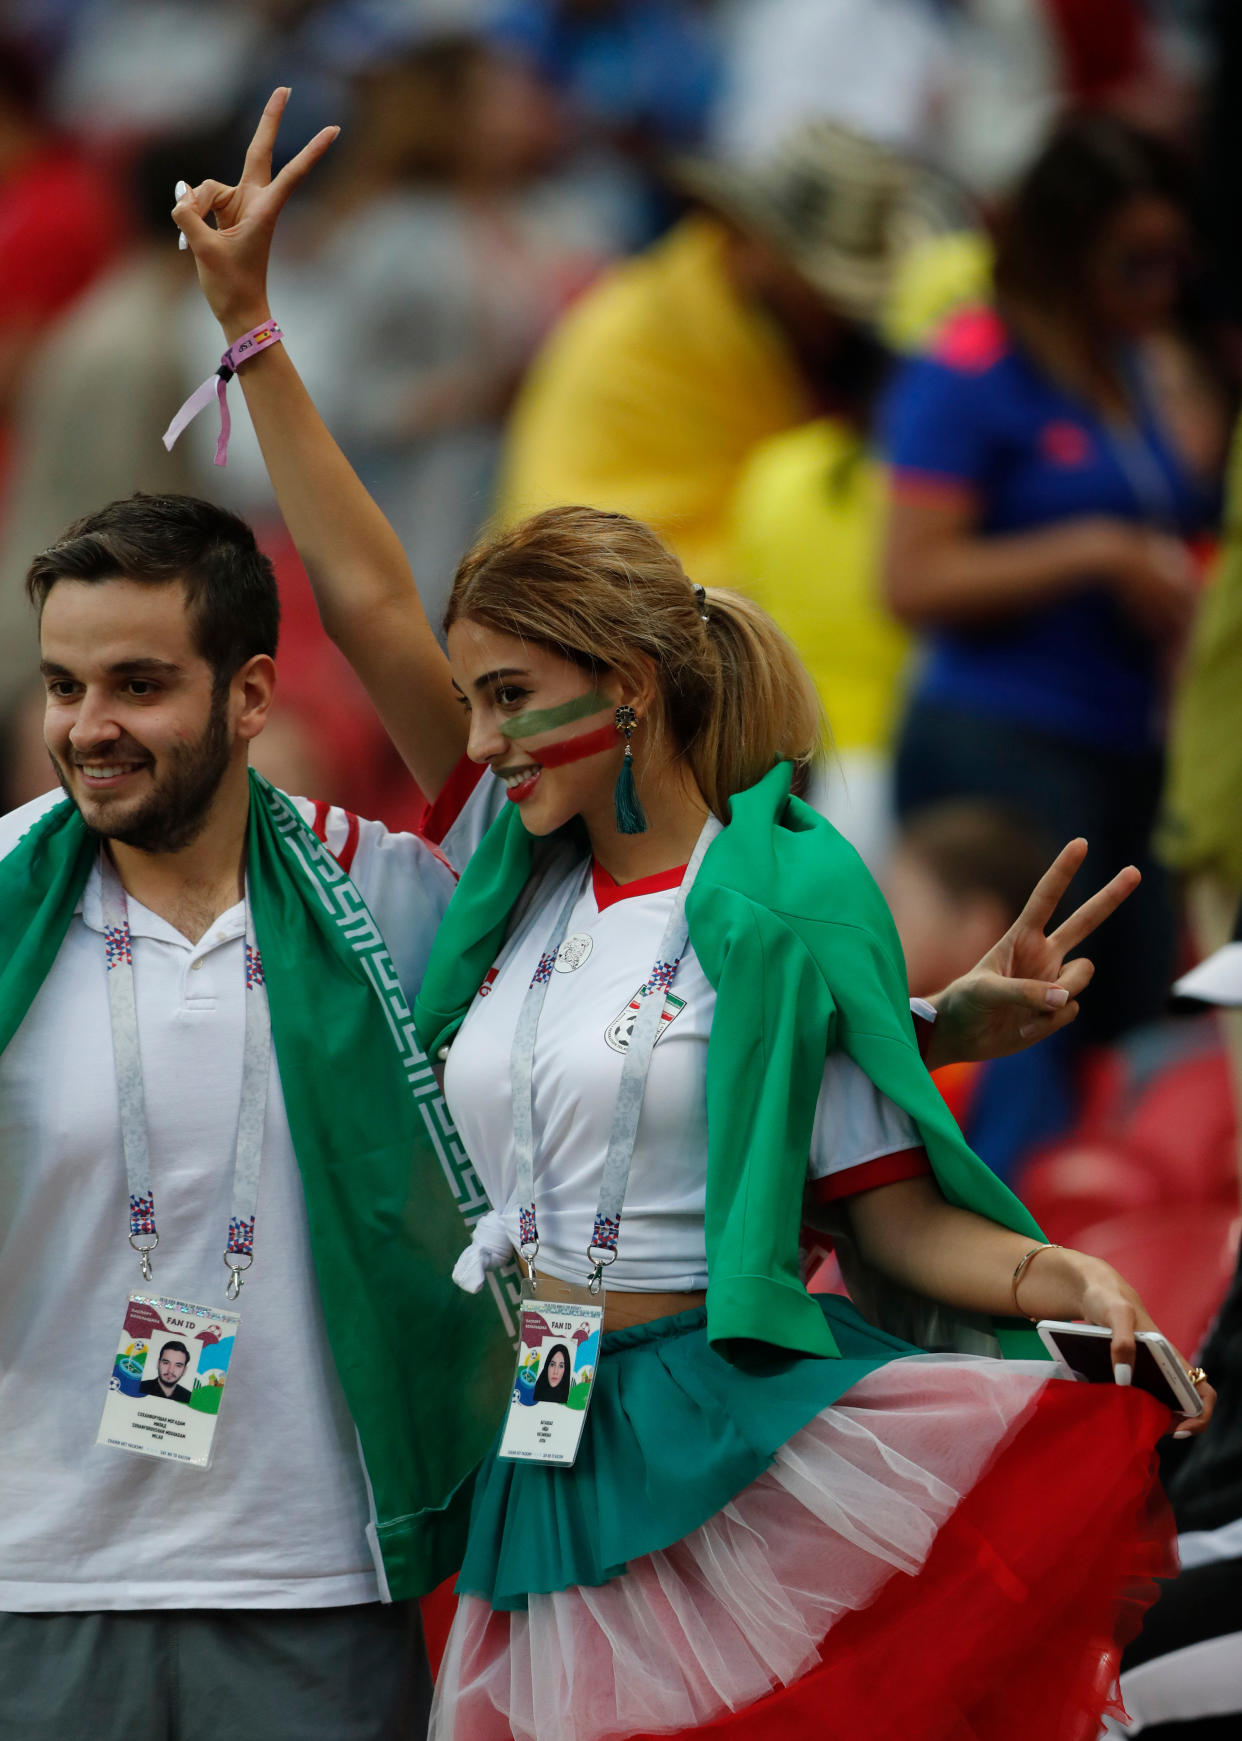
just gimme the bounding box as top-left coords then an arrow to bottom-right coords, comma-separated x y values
162,320 -> 284,467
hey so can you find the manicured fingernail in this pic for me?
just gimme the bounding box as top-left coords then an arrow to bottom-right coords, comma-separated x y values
1045,988 -> 1069,1009
178,233 -> 188,251
1173,1428 -> 1191,1439
1019,1022 -> 1037,1039
1114,1363 -> 1132,1386
174,180 -> 189,200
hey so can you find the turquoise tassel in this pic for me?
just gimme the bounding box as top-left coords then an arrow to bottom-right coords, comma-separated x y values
614,743 -> 648,834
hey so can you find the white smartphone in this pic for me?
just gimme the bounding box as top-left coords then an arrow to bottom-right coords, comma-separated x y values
1036,1320 -> 1204,1418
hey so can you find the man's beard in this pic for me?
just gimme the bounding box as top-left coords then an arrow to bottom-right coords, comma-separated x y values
56,686 -> 233,855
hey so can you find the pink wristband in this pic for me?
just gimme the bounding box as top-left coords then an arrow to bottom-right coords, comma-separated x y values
162,320 -> 284,467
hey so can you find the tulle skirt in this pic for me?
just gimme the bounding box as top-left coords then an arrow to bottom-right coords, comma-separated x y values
429,1305 -> 1174,1741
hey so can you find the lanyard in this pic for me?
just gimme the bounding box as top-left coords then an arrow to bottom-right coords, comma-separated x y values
510,817 -> 720,1290
101,852 -> 272,1300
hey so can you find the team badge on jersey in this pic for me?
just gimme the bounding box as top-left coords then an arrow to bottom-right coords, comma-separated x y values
605,986 -> 686,1054
554,933 -> 594,973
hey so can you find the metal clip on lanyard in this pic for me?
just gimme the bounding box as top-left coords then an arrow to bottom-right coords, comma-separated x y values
101,853 -> 272,1299
510,817 -> 721,1292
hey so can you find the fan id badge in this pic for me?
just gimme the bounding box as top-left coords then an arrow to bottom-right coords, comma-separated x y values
498,1276 -> 603,1467
96,1292 -> 240,1469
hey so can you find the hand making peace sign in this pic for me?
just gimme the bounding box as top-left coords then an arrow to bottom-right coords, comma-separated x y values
923,838 -> 1142,1070
172,87 -> 339,339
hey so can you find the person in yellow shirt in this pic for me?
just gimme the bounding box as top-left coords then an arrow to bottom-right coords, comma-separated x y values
497,121 -> 967,589
730,418 -> 908,866
725,228 -> 987,866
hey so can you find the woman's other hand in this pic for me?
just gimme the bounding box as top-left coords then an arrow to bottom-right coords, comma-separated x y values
1075,1257 -> 1217,1439
172,87 -> 339,339
923,838 -> 1139,1068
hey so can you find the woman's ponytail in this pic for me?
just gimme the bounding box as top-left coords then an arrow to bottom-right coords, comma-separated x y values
676,587 -> 823,818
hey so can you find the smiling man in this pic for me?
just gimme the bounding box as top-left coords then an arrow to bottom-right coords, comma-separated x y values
0,493 -> 511,1741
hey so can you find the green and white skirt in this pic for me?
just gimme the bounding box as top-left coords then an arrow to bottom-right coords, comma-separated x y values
430,1296 -> 1173,1741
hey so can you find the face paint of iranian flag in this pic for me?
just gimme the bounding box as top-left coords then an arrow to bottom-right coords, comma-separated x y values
499,690 -> 619,771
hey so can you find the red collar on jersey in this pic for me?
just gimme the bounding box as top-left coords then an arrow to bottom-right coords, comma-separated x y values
592,858 -> 688,913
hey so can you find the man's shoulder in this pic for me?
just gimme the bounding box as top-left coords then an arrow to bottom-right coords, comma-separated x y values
0,790 -> 71,863
283,795 -> 449,875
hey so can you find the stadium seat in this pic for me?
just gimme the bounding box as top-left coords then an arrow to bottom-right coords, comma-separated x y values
1014,1138 -> 1169,1249
1120,1052 -> 1238,1203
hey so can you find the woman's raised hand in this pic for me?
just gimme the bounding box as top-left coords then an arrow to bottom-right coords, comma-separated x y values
171,88 -> 339,338
923,838 -> 1140,1069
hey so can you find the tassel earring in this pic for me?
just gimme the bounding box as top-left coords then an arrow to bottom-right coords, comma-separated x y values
613,705 -> 648,834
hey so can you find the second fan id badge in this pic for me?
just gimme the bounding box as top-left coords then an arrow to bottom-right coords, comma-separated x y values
498,1276 -> 603,1468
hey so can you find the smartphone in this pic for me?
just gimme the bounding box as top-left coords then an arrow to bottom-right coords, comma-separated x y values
1036,1320 -> 1203,1418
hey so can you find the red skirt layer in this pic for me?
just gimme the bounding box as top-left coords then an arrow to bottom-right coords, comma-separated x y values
629,1380 -> 1173,1741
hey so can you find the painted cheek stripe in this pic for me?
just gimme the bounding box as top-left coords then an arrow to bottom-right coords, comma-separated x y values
500,691 -> 612,740
528,721 -> 620,769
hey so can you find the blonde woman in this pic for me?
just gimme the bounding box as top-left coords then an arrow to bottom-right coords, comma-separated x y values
170,94 -> 1214,1741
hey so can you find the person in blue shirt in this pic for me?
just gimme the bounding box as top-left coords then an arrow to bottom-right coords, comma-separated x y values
881,114 -> 1223,1049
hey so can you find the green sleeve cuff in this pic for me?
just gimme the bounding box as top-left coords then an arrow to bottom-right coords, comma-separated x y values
707,1274 -> 841,1361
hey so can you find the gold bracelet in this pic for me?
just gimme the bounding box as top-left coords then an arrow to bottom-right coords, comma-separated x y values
1011,1243 -> 1063,1319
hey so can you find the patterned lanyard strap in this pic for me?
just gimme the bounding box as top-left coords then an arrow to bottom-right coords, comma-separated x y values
101,852 -> 272,1299
510,816 -> 721,1291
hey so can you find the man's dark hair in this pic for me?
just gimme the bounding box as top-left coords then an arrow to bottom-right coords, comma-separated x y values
26,494 -> 280,687
159,1341 -> 190,1363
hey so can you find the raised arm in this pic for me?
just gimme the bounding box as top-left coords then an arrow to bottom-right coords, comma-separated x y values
172,88 -> 466,800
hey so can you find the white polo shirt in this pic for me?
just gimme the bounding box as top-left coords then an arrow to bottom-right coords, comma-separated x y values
0,789 -> 455,1612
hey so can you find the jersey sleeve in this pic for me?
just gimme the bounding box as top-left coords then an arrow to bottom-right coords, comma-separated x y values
419,757 -> 508,876
290,797 -> 457,1000
806,1049 -> 930,1202
880,346 -> 993,507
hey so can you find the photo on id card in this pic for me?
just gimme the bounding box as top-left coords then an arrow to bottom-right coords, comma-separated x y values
498,1296 -> 602,1465
96,1293 -> 240,1468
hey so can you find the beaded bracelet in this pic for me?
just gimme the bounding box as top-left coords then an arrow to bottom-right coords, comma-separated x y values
162,319 -> 284,467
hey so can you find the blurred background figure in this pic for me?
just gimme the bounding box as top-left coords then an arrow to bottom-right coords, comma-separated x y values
882,114 -> 1225,1058
0,34 -> 124,510
729,418 -> 911,869
0,132 -> 219,727
710,0 -> 1180,199
497,121 -> 962,590
487,0 -> 722,243
317,35 -> 619,629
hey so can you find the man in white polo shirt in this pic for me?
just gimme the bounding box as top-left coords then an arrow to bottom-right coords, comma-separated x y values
0,493 -> 510,1741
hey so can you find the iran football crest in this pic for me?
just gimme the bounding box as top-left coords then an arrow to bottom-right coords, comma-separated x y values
605,986 -> 686,1054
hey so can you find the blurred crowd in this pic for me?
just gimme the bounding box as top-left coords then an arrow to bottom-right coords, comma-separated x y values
3,2 -> 1242,1305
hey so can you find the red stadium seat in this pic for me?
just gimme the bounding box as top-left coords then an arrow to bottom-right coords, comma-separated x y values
1120,1052 -> 1239,1203
1014,1138 -> 1168,1249
1071,1204 -> 1241,1358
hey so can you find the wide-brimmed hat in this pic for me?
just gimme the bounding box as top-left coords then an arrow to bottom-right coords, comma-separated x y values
672,121 -> 974,323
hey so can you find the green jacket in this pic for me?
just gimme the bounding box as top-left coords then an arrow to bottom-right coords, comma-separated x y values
415,762 -> 1048,1363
